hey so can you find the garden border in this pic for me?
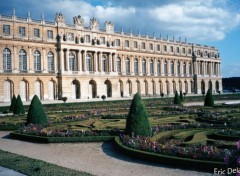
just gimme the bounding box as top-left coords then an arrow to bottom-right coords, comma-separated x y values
10,132 -> 114,143
114,136 -> 227,172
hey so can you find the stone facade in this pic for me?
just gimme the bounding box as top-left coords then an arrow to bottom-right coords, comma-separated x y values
0,11 -> 222,102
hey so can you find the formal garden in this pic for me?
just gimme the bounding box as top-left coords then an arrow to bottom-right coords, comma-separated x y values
0,92 -> 240,173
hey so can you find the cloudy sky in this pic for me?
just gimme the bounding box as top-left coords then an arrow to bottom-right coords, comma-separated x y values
1,0 -> 240,77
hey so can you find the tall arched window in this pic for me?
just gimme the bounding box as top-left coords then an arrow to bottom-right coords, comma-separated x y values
157,60 -> 161,75
102,55 -> 107,72
183,62 -> 186,75
164,60 -> 168,75
19,49 -> 27,72
142,59 -> 146,74
86,54 -> 92,71
150,59 -> 154,74
3,48 -> 11,71
69,52 -> 75,71
177,62 -> 180,75
134,58 -> 138,74
189,63 -> 192,75
48,52 -> 54,72
34,50 -> 41,72
116,57 -> 121,73
200,62 -> 203,75
171,61 -> 174,75
125,58 -> 130,74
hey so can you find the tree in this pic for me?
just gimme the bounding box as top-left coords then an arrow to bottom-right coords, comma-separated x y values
101,95 -> 106,101
13,95 -> 25,115
174,91 -> 181,105
9,95 -> 17,112
26,95 -> 48,125
125,93 -> 151,137
160,93 -> 164,98
180,91 -> 184,102
204,89 -> 214,107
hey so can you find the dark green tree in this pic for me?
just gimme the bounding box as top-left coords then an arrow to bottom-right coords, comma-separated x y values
26,95 -> 48,125
125,93 -> 151,137
180,91 -> 184,102
13,95 -> 25,115
204,89 -> 214,107
174,91 -> 181,105
9,95 -> 17,112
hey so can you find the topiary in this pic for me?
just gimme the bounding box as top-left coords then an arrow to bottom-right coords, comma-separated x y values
26,95 -> 48,125
9,95 -> 17,112
13,95 -> 25,115
180,91 -> 184,102
125,93 -> 151,137
174,91 -> 181,105
204,89 -> 214,107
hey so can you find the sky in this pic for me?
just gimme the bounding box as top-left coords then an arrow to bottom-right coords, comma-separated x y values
0,0 -> 239,77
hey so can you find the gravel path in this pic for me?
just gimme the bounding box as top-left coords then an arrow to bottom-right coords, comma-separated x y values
0,132 -> 213,176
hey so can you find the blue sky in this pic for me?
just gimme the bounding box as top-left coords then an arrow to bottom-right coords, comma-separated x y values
1,0 -> 239,77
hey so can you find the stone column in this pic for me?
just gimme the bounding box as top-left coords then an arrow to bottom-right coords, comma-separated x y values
146,57 -> 150,75
66,49 -> 69,72
180,60 -> 183,76
174,60 -> 177,76
160,58 -> 164,76
13,45 -> 18,73
28,47 -> 33,73
139,56 -> 142,76
202,61 -> 205,76
167,59 -> 171,76
98,52 -> 102,72
82,50 -> 86,72
113,53 -> 116,72
122,55 -> 126,75
219,63 -> 221,76
43,48 -> 47,73
94,51 -> 98,73
60,49 -> 64,73
130,55 -> 134,75
109,53 -> 112,72
77,49 -> 82,73
193,61 -> 198,75
154,57 -> 157,76
186,60 -> 189,76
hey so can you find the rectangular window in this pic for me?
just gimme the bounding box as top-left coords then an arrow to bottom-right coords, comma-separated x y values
163,45 -> 167,52
125,40 -> 129,48
19,27 -> 26,37
134,41 -> 138,48
34,28 -> 40,38
115,39 -> 120,46
149,43 -> 153,50
69,33 -> 74,41
157,44 -> 160,51
3,25 -> 10,35
182,48 -> 186,54
176,47 -> 180,53
142,42 -> 146,49
47,30 -> 53,39
85,35 -> 90,43
170,46 -> 174,53
100,37 -> 105,44
188,49 -> 192,54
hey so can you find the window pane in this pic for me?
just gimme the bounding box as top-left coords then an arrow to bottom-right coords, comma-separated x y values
3,25 -> 10,35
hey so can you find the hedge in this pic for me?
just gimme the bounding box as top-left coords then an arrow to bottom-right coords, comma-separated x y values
114,137 -> 227,172
10,132 -> 114,143
0,124 -> 22,131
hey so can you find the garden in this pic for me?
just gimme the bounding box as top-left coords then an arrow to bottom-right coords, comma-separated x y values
1,92 -> 240,172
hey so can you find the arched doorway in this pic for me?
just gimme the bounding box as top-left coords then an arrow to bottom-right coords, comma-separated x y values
166,80 -> 170,95
179,81 -> 182,92
172,80 -> 176,93
4,80 -> 14,102
126,80 -> 132,96
72,80 -> 80,99
48,81 -> 56,100
89,80 -> 97,98
104,80 -> 112,97
184,81 -> 188,94
20,80 -> 29,101
152,81 -> 156,95
34,80 -> 43,100
159,81 -> 163,94
144,80 -> 148,95
136,80 -> 141,93
119,80 -> 123,97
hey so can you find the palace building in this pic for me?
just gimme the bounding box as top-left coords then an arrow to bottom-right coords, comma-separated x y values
0,10 -> 222,102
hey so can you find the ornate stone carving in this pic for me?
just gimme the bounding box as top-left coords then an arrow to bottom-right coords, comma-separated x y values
73,15 -> 84,28
55,12 -> 65,26
105,21 -> 114,33
89,18 -> 99,31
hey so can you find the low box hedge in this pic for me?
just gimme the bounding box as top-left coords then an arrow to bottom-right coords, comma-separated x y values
10,132 -> 114,143
114,137 -> 227,172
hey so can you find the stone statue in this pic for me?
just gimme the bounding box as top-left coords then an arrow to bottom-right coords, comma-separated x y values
105,21 -> 114,33
73,15 -> 84,28
89,18 -> 99,31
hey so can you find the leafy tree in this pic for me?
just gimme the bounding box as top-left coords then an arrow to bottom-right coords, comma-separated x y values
160,93 -> 164,98
180,91 -> 184,102
9,95 -> 17,112
174,91 -> 181,105
204,89 -> 214,107
101,95 -> 106,101
26,95 -> 47,125
13,95 -> 25,115
125,93 -> 151,137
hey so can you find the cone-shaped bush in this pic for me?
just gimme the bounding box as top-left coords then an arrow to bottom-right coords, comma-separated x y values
26,95 -> 47,125
9,95 -> 17,112
174,91 -> 181,105
204,89 -> 214,107
180,91 -> 184,102
13,95 -> 25,115
125,93 -> 151,137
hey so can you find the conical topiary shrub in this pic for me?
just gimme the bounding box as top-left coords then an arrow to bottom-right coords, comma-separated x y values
125,93 -> 151,137
180,91 -> 184,102
174,91 -> 181,105
9,95 -> 17,112
13,95 -> 25,115
26,95 -> 48,125
204,89 -> 214,107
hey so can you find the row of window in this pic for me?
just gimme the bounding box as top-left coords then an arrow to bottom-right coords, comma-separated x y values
3,25 -> 54,39
3,48 -> 54,72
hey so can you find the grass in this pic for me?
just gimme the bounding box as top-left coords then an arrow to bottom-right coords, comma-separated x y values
183,130 -> 215,145
0,149 -> 94,176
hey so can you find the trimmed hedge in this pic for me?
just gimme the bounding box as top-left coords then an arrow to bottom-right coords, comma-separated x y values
0,124 -> 22,131
10,132 -> 114,143
114,137 -> 227,172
